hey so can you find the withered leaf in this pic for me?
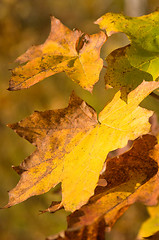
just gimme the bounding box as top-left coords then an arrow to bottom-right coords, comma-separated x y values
67,134 -> 159,230
9,17 -> 106,92
5,81 -> 159,212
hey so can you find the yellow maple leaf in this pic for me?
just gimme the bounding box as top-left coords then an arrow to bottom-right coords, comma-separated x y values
8,16 -> 106,92
5,81 -> 159,212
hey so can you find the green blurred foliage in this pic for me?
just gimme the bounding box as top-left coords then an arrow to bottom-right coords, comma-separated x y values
0,0 -> 159,239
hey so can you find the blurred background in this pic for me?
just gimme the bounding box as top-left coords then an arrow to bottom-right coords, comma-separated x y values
0,0 -> 159,239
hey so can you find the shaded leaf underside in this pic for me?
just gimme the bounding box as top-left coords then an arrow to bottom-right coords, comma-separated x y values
105,46 -> 153,100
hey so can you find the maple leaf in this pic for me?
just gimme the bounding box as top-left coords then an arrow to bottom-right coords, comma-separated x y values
8,16 -> 106,92
95,10 -> 159,80
4,81 -> 159,212
66,134 -> 159,230
105,46 -> 152,100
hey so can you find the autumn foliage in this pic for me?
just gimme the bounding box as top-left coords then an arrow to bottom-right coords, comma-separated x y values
5,9 -> 159,240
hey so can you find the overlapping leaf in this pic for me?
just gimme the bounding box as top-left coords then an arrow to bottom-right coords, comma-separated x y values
66,135 -> 159,231
95,10 -> 159,80
9,16 -> 106,92
5,81 -> 159,212
105,46 -> 153,99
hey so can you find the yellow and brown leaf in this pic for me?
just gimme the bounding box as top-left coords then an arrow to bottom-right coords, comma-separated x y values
66,134 -> 159,231
8,17 -> 106,92
5,81 -> 159,212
